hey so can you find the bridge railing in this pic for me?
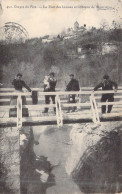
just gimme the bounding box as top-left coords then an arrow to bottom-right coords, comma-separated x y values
0,88 -> 122,127
0,86 -> 122,91
0,86 -> 122,102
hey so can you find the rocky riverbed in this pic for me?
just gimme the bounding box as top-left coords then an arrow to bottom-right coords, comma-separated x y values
1,121 -> 121,194
32,121 -> 122,193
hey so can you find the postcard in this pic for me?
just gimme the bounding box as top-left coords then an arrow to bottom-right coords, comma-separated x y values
0,0 -> 122,193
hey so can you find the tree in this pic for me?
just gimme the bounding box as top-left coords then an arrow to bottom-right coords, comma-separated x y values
100,20 -> 109,30
112,20 -> 121,29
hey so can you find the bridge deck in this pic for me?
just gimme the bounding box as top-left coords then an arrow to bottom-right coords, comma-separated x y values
0,110 -> 122,127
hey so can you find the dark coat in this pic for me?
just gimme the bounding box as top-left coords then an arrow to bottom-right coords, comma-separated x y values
44,78 -> 57,92
49,78 -> 57,91
66,79 -> 80,91
12,79 -> 31,92
94,79 -> 118,91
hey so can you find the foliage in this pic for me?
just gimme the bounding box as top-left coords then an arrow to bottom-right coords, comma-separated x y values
0,29 -> 122,87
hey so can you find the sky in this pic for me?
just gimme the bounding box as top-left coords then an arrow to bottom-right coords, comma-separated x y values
0,0 -> 122,38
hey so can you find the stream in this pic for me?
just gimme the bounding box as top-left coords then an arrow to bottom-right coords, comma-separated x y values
33,125 -> 82,194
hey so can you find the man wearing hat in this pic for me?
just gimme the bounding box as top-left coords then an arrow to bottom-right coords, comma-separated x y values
66,74 -> 80,112
9,73 -> 32,117
43,72 -> 57,113
93,75 -> 118,113
12,73 -> 32,92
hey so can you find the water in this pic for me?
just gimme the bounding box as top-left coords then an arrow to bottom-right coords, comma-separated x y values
33,125 -> 82,194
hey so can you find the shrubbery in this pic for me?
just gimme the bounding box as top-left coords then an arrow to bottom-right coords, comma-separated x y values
0,29 -> 122,87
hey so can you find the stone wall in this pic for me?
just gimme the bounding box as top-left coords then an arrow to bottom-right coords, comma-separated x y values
0,127 -> 20,193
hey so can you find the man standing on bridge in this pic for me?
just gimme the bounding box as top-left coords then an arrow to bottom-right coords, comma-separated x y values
43,72 -> 57,113
66,74 -> 80,112
93,75 -> 118,114
9,73 -> 32,117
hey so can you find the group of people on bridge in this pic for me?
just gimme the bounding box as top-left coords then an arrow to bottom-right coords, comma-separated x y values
10,72 -> 118,116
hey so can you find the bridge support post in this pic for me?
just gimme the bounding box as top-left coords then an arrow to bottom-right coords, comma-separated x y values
90,94 -> 96,123
92,95 -> 100,123
78,87 -> 82,103
17,95 -> 22,128
55,95 -> 63,127
90,93 -> 100,124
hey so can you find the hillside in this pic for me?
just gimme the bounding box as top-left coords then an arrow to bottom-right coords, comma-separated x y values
0,28 -> 122,88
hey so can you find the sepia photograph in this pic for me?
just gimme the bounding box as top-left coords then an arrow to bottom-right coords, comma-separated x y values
0,0 -> 122,193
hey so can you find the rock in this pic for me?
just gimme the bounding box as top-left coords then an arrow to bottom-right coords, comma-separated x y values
20,134 -> 27,146
36,169 -> 49,183
0,127 -> 20,193
69,122 -> 122,193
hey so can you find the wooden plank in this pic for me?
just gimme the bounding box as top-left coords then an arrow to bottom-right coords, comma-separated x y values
94,91 -> 122,94
56,95 -> 60,127
55,95 -> 63,127
0,88 -> 61,92
0,104 -> 121,111
22,116 -> 56,122
0,95 -> 121,103
59,97 -> 63,126
112,106 -> 122,108
97,106 -> 122,108
0,90 -> 122,97
0,97 -> 44,102
80,87 -> 122,90
62,103 -> 91,107
0,117 -> 17,123
98,101 -> 122,106
0,105 -> 16,111
101,112 -> 122,118
95,96 -> 122,99
90,95 -> 97,123
0,92 -> 31,96
64,113 -> 92,120
0,99 -> 10,102
0,97 -> 122,104
0,112 -> 121,126
17,95 -> 22,128
0,86 -> 122,91
22,113 -> 92,123
0,88 -> 15,91
38,91 -> 91,95
92,96 -> 100,123
23,104 -> 56,110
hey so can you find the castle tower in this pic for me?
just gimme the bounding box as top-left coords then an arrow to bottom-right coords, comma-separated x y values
74,21 -> 79,31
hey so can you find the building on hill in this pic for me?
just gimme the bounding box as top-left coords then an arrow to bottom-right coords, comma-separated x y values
74,22 -> 86,32
67,27 -> 74,35
74,24 -> 86,35
102,43 -> 118,55
74,21 -> 79,31
42,35 -> 57,43
63,23 -> 87,40
77,43 -> 98,56
41,22 -> 87,43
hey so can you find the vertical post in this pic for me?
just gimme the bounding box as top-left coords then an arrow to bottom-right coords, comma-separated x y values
78,87 -> 81,103
58,95 -> 63,127
93,97 -> 100,123
90,93 -> 97,123
17,94 -> 22,128
55,95 -> 60,127
55,95 -> 63,127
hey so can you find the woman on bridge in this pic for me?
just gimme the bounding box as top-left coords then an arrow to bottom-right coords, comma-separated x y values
9,73 -> 32,117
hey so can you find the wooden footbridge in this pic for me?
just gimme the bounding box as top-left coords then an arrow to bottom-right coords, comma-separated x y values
0,87 -> 122,128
